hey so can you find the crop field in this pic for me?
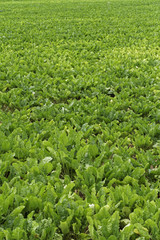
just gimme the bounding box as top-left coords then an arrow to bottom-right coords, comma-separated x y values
0,0 -> 160,239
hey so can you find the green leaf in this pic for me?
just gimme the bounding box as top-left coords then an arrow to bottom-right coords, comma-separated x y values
132,168 -> 145,180
120,224 -> 134,240
134,223 -> 151,239
108,236 -> 117,240
60,214 -> 73,235
12,227 -> 26,240
88,144 -> 98,158
9,205 -> 25,217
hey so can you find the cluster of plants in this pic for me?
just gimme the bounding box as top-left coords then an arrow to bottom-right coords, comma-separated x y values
0,0 -> 160,239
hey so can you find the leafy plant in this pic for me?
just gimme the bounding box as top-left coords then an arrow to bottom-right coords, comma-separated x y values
0,0 -> 160,239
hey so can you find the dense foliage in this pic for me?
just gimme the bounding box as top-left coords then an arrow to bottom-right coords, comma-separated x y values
0,0 -> 160,239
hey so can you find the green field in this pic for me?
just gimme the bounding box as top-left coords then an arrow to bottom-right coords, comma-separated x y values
0,0 -> 160,239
